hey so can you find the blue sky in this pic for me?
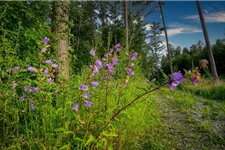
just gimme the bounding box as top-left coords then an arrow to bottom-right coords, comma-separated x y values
145,1 -> 225,49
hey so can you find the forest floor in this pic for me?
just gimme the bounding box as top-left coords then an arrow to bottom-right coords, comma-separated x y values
153,89 -> 225,150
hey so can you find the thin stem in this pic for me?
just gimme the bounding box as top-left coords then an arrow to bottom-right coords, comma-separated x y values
92,82 -> 168,146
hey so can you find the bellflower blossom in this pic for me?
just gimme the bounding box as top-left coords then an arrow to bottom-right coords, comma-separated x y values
43,69 -> 49,75
27,66 -> 36,72
130,52 -> 138,60
90,49 -> 95,56
45,60 -> 53,65
200,59 -> 208,69
115,43 -> 121,52
95,60 -> 102,69
130,63 -> 135,67
41,47 -> 47,53
48,78 -> 54,83
32,87 -> 39,92
79,84 -> 89,91
191,78 -> 198,85
20,94 -> 27,100
72,103 -> 79,112
200,59 -> 208,64
112,57 -> 118,65
29,100 -> 35,111
92,65 -> 99,74
43,37 -> 50,45
168,71 -> 185,90
90,81 -> 99,87
126,68 -> 134,76
52,64 -> 58,69
24,85 -> 35,92
106,64 -> 114,73
24,85 -> 30,91
84,101 -> 92,108
82,93 -> 90,99
104,53 -> 109,58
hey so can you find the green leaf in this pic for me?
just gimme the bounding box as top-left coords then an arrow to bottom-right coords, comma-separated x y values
85,135 -> 95,146
59,144 -> 70,150
55,128 -> 66,132
102,132 -> 118,137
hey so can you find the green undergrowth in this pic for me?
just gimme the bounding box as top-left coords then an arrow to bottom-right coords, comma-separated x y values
0,65 -> 165,149
180,79 -> 225,100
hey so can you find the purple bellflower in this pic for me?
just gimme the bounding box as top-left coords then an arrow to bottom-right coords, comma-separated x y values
130,52 -> 138,60
90,81 -> 99,87
168,71 -> 185,90
45,60 -> 53,65
106,64 -> 114,73
43,37 -> 50,45
79,84 -> 89,91
29,100 -> 35,111
27,66 -> 36,72
82,93 -> 90,99
72,103 -> 79,112
32,87 -> 39,92
130,63 -> 135,67
92,65 -> 99,74
95,60 -> 102,69
90,49 -> 95,56
41,47 -> 47,53
112,57 -> 118,65
48,78 -> 54,83
52,64 -> 58,69
115,43 -> 121,52
43,69 -> 49,75
126,68 -> 134,76
191,78 -> 198,85
84,101 -> 92,108
20,94 -> 27,100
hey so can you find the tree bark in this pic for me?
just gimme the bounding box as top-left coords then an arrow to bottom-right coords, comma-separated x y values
54,1 -> 70,81
196,0 -> 218,82
159,1 -> 173,74
124,1 -> 129,51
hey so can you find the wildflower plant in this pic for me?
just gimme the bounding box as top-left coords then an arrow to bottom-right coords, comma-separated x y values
184,59 -> 209,85
1,37 -> 190,149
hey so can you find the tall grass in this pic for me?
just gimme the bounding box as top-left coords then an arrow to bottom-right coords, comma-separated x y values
180,79 -> 225,100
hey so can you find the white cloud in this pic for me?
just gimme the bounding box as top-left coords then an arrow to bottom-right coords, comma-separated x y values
144,24 -> 152,31
167,27 -> 201,37
161,23 -> 202,37
184,11 -> 225,23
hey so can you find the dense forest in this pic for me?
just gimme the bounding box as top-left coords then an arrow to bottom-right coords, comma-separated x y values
0,1 -> 225,149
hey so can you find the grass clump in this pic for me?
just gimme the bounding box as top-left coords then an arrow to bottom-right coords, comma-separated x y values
180,79 -> 225,100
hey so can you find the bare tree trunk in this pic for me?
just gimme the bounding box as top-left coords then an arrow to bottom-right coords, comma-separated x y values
159,1 -> 173,74
196,0 -> 218,82
54,1 -> 70,81
124,1 -> 129,50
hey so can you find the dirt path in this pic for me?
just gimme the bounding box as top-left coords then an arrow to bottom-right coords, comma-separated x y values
156,90 -> 225,150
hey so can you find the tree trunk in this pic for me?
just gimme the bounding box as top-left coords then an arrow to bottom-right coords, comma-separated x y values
196,0 -> 218,82
54,1 -> 70,81
159,1 -> 173,74
124,1 -> 129,50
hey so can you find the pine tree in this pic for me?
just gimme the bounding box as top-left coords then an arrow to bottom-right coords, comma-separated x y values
148,21 -> 164,79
